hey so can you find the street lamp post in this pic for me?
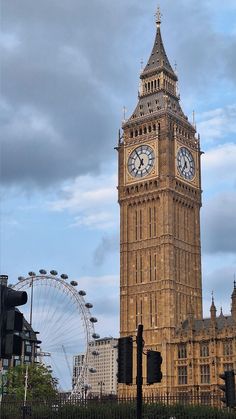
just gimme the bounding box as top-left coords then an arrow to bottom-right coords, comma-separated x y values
98,381 -> 105,399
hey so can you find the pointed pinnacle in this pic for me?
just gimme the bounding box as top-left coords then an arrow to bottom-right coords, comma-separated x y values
155,6 -> 162,27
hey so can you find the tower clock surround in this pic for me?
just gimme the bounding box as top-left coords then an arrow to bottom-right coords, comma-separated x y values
117,8 -> 204,396
127,145 -> 155,179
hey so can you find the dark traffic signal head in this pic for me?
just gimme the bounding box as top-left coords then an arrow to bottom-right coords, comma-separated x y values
147,350 -> 162,384
219,370 -> 235,408
0,283 -> 28,359
2,286 -> 27,309
117,336 -> 133,385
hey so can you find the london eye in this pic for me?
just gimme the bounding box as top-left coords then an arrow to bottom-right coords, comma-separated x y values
12,270 -> 100,394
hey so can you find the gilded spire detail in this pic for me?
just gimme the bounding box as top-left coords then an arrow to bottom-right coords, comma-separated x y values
155,6 -> 162,28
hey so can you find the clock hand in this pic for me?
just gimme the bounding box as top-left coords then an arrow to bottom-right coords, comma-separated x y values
138,158 -> 144,169
182,160 -> 187,172
135,149 -> 142,164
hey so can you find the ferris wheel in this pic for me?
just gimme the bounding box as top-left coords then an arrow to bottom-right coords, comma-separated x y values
12,270 -> 100,394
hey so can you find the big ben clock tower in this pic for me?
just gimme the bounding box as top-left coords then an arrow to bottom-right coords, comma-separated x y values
118,9 -> 203,393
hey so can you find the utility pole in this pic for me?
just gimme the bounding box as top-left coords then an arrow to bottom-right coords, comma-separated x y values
136,324 -> 143,419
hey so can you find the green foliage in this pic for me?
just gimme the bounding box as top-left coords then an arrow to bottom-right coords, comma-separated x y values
1,399 -> 236,418
5,364 -> 58,401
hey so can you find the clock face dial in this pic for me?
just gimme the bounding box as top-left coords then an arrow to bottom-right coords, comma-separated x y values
128,145 -> 155,178
177,147 -> 195,180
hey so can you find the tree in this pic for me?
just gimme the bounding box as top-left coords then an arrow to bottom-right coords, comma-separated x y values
5,364 -> 58,400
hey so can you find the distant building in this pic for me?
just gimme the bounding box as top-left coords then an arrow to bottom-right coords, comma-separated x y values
72,353 -> 85,389
88,337 -> 118,396
73,337 -> 118,396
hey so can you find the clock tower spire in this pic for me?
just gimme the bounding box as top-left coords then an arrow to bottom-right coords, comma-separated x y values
118,9 -> 202,394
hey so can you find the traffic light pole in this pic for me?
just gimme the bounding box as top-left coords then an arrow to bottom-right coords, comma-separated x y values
136,324 -> 143,419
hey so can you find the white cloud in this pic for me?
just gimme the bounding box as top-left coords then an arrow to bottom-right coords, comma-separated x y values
198,105 -> 236,143
202,262 -> 236,318
76,274 -> 119,337
48,173 -> 118,229
202,142 -> 236,191
2,104 -> 60,144
202,191 -> 236,254
0,31 -> 21,50
71,211 -> 115,230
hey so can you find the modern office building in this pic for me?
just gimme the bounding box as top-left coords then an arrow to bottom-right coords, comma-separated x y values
73,337 -> 118,396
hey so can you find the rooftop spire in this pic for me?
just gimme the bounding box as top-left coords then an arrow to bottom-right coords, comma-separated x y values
231,277 -> 236,320
142,7 -> 176,78
155,6 -> 162,28
211,290 -> 214,305
210,291 -> 217,322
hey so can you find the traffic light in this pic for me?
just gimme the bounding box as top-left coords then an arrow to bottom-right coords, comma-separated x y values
117,336 -> 133,384
219,370 -> 235,408
0,282 -> 27,359
147,350 -> 162,384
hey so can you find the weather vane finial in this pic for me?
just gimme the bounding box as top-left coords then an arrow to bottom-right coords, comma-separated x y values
155,6 -> 162,28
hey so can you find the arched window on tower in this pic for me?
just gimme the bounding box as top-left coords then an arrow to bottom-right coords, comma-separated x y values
149,253 -> 152,281
149,294 -> 153,326
153,206 -> 157,236
148,207 -> 152,237
139,209 -> 143,239
155,293 -> 158,326
135,209 -> 138,240
135,253 -> 138,284
140,298 -> 143,324
135,298 -> 138,328
178,344 -> 187,359
154,253 -> 157,281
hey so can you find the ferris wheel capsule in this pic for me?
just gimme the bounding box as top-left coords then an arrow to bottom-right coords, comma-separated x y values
92,333 -> 100,339
70,281 -> 78,286
85,303 -> 93,308
18,276 -> 25,281
28,271 -> 36,277
79,290 -> 86,296
50,270 -> 58,276
39,269 -> 47,275
90,317 -> 97,323
61,274 -> 68,280
89,367 -> 96,373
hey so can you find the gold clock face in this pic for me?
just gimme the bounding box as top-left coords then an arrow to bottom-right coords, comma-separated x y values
177,147 -> 195,181
128,145 -> 155,178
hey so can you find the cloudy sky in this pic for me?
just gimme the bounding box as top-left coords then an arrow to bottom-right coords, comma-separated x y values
1,0 -> 236,349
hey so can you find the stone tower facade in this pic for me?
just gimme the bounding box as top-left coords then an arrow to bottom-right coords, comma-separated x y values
118,11 -> 202,393
117,10 -> 236,398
